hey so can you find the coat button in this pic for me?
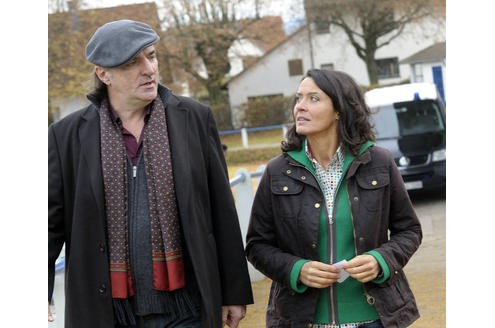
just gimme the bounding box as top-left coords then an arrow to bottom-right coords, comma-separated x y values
286,169 -> 292,174
98,284 -> 106,294
314,203 -> 320,208
371,180 -> 377,186
301,176 -> 306,180
353,196 -> 359,201
311,243 -> 317,249
99,243 -> 105,252
283,186 -> 289,192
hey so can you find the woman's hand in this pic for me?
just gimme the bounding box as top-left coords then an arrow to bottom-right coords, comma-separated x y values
343,254 -> 380,283
299,261 -> 340,288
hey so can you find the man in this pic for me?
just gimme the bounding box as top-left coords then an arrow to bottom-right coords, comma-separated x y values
48,20 -> 253,328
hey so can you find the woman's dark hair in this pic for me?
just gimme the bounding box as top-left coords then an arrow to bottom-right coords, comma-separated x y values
281,69 -> 375,155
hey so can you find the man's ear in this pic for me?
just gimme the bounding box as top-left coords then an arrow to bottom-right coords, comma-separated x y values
95,66 -> 110,85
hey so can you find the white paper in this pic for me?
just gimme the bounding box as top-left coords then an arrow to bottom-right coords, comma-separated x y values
333,259 -> 350,283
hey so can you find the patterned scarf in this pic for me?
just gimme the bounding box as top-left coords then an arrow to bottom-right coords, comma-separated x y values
100,97 -> 185,299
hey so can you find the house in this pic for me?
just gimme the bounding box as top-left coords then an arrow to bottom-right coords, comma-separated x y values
401,42 -> 446,104
48,2 -> 168,121
227,17 -> 445,128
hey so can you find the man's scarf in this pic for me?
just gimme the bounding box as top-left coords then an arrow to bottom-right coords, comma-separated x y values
100,97 -> 185,299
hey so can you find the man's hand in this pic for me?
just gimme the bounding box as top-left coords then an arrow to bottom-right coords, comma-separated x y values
222,305 -> 246,327
343,254 -> 380,283
48,302 -> 54,322
299,261 -> 340,288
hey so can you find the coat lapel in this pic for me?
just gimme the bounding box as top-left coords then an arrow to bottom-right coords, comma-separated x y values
79,106 -> 105,218
163,93 -> 192,220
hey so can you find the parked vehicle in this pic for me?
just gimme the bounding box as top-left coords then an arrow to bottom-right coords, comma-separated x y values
365,83 -> 446,192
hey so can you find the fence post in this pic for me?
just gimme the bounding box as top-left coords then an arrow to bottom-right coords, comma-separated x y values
241,128 -> 249,148
233,168 -> 265,282
282,124 -> 288,138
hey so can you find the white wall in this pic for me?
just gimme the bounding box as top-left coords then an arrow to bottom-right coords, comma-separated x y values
52,95 -> 90,121
228,39 -> 264,77
229,28 -> 312,127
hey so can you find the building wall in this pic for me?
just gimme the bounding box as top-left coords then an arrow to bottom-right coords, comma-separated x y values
52,95 -> 90,121
229,29 -> 312,127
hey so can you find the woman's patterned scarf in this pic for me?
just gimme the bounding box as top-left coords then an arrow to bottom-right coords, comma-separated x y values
100,97 -> 185,299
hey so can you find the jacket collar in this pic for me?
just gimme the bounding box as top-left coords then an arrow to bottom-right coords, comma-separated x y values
286,139 -> 374,176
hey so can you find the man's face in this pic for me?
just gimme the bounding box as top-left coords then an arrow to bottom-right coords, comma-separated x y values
99,46 -> 159,109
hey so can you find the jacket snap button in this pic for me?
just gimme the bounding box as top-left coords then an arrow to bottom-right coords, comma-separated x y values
301,176 -> 306,180
314,203 -> 320,208
99,244 -> 105,252
371,180 -> 377,186
353,196 -> 359,201
311,243 -> 317,249
98,284 -> 106,293
283,186 -> 289,192
286,170 -> 292,174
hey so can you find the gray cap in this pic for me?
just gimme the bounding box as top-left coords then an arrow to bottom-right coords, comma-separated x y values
85,19 -> 160,68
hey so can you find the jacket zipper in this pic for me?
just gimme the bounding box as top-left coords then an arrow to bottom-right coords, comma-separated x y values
289,161 -> 339,324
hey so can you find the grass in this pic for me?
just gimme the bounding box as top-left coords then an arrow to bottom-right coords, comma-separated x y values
220,128 -> 285,150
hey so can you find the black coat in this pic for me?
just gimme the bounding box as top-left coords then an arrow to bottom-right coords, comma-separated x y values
48,86 -> 253,328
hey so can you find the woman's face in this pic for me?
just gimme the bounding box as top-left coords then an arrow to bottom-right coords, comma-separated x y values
293,77 -> 339,139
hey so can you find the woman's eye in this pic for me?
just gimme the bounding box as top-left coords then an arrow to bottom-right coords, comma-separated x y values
310,96 -> 319,102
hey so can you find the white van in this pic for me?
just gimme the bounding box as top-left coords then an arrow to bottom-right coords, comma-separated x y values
365,83 -> 446,191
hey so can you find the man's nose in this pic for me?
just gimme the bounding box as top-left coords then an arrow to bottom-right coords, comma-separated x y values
141,58 -> 156,74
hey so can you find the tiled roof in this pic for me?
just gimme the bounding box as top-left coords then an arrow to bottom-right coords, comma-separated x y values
400,41 -> 446,64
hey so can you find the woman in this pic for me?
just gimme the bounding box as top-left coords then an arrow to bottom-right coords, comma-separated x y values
245,69 -> 422,328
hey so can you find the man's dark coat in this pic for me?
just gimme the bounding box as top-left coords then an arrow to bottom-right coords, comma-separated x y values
48,86 -> 253,328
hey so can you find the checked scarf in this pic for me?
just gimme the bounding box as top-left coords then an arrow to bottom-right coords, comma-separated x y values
100,97 -> 185,299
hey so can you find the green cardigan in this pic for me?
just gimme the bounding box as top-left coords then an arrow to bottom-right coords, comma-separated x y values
287,141 -> 390,324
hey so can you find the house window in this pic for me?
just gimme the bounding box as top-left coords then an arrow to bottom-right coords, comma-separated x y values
288,59 -> 303,76
412,63 -> 424,82
375,57 -> 400,79
314,20 -> 330,34
320,63 -> 334,70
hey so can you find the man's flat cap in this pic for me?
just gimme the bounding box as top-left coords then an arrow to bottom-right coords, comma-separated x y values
85,19 -> 160,68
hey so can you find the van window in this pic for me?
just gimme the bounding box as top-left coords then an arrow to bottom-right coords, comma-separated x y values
370,99 -> 445,139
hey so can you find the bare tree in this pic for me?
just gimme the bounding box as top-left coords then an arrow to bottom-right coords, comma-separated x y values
304,0 -> 445,85
161,0 -> 273,105
48,0 -> 84,13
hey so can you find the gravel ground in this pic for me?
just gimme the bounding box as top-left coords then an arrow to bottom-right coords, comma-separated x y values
240,191 -> 446,328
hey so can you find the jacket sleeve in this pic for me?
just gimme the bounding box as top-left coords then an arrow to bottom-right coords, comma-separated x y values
48,125 -> 66,302
245,165 -> 303,287
373,151 -> 423,273
205,110 -> 254,305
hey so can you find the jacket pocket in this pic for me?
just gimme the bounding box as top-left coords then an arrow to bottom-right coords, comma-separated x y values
355,172 -> 390,190
355,169 -> 390,213
271,176 -> 303,218
368,269 -> 413,315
